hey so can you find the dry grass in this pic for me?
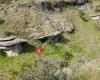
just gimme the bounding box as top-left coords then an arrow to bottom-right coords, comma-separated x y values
71,58 -> 100,80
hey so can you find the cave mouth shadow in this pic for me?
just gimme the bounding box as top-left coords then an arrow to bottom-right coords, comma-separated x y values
21,34 -> 70,54
21,43 -> 35,53
38,34 -> 70,44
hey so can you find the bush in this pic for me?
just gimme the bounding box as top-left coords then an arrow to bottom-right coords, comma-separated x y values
0,0 -> 12,4
95,5 -> 100,12
0,49 -> 5,56
0,18 -> 5,24
79,11 -> 89,22
63,52 -> 73,66
13,58 -> 72,80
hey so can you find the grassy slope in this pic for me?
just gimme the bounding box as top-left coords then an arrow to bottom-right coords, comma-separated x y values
64,10 -> 100,62
0,9 -> 100,78
76,20 -> 100,55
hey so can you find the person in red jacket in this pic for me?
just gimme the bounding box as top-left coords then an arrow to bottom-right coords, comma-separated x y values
35,45 -> 44,57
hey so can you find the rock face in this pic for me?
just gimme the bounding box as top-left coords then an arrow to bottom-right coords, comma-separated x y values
0,1 -> 75,40
0,37 -> 27,57
17,0 -> 89,11
90,13 -> 100,25
29,12 -> 75,39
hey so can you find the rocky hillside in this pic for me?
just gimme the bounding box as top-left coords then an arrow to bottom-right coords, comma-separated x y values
0,0 -> 94,39
0,0 -> 100,80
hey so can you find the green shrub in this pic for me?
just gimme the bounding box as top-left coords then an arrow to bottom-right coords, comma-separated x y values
0,0 -> 13,4
13,58 -> 70,80
0,18 -> 5,24
79,11 -> 89,22
0,49 -> 5,56
63,52 -> 73,66
95,5 -> 100,12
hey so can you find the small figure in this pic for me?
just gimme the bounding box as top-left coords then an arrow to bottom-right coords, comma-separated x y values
35,45 -> 44,57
